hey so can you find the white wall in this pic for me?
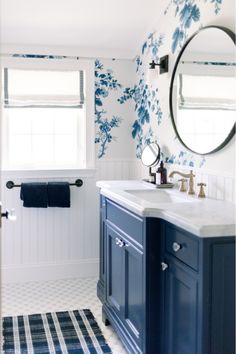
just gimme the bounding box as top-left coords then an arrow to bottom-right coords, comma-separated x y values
1,159 -> 139,283
1,58 -> 138,283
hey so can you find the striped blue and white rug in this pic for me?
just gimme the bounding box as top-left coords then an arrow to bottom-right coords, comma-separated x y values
3,309 -> 112,354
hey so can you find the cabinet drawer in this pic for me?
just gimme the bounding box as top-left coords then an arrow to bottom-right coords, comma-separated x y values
165,223 -> 199,271
106,199 -> 144,247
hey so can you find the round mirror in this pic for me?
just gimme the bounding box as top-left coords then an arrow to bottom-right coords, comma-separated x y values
170,26 -> 236,155
141,142 -> 160,166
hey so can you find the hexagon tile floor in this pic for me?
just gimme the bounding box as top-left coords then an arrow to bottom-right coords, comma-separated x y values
1,277 -> 128,354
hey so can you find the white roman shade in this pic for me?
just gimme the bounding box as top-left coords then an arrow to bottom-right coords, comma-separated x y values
4,68 -> 85,108
178,74 -> 236,111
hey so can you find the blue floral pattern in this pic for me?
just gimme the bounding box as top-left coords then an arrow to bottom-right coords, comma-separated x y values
95,59 -> 123,158
119,75 -> 162,158
130,0 -> 221,168
163,150 -> 206,168
135,33 -> 165,73
122,33 -> 164,158
171,0 -> 200,53
165,0 -> 221,53
209,0 -> 222,14
142,33 -> 165,62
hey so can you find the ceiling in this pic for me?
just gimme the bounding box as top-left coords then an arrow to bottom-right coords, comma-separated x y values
0,0 -> 164,59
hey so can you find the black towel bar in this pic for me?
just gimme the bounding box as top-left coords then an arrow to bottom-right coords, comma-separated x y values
6,179 -> 83,189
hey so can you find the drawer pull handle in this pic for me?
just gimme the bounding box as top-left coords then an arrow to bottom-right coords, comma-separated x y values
115,237 -> 126,248
172,242 -> 181,252
115,237 -> 120,245
119,240 -> 126,248
161,262 -> 168,271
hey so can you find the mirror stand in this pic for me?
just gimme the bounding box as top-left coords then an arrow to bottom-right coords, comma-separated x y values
148,166 -> 156,183
140,142 -> 161,184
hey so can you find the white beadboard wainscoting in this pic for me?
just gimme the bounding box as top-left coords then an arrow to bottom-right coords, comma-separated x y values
140,164 -> 236,202
1,158 -> 235,284
170,167 -> 236,203
0,159 -> 140,284
1,173 -> 100,283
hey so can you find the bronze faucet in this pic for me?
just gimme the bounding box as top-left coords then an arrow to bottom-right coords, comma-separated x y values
169,170 -> 195,195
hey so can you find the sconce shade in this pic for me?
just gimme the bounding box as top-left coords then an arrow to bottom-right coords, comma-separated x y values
159,55 -> 169,74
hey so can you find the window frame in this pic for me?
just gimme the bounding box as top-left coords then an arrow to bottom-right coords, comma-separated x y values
1,56 -> 95,172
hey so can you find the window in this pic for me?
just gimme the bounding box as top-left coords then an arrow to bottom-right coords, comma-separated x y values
2,58 -> 94,170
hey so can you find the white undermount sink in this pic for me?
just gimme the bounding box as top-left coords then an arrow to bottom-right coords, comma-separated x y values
125,189 -> 198,204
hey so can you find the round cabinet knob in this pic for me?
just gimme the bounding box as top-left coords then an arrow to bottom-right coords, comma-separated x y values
172,242 -> 181,252
161,262 -> 168,271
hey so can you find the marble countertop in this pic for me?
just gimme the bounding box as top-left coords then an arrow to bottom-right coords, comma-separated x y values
96,180 -> 236,238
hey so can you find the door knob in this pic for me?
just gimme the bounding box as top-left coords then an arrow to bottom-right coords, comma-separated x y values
1,209 -> 17,221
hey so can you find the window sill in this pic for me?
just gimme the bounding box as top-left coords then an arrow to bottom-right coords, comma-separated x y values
1,168 -> 97,179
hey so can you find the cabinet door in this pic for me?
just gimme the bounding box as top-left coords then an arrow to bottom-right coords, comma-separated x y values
106,224 -> 124,318
162,258 -> 198,354
123,242 -> 144,351
210,242 -> 235,354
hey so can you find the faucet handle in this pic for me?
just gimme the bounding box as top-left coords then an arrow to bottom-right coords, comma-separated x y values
197,183 -> 206,198
178,178 -> 187,192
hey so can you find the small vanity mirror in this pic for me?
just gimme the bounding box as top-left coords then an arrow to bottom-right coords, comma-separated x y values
141,142 -> 160,167
170,26 -> 236,155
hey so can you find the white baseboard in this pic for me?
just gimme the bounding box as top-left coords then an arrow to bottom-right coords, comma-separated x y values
1,258 -> 99,284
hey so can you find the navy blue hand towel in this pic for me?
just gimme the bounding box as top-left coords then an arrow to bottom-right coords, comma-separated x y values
47,182 -> 70,208
20,183 -> 48,208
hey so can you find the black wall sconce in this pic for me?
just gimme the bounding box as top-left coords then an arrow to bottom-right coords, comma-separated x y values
149,55 -> 169,74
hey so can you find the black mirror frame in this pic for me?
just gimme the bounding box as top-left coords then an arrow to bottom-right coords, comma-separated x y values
169,25 -> 236,156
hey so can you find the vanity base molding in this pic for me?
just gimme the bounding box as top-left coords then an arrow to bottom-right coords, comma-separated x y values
102,304 -> 143,354
97,196 -> 235,354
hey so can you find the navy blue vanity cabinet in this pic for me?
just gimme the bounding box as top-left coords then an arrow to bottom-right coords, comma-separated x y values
161,255 -> 198,354
105,222 -> 145,351
202,237 -> 235,354
161,221 -> 235,354
101,198 -> 162,354
105,223 -> 125,319
98,195 -> 235,354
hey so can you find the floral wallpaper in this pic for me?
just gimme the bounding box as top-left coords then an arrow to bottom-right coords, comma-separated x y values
93,0 -> 232,171
118,79 -> 162,158
126,0 -> 230,169
94,59 -> 123,158
10,0 -> 234,175
164,0 -> 222,53
117,33 -> 164,158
